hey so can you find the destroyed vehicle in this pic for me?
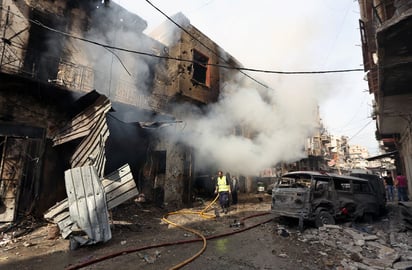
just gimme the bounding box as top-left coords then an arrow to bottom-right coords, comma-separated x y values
349,172 -> 386,214
271,171 -> 381,228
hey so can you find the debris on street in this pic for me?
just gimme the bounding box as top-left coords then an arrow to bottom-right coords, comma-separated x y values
295,202 -> 412,270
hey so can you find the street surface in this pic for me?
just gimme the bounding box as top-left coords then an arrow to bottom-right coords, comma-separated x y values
1,193 -> 410,270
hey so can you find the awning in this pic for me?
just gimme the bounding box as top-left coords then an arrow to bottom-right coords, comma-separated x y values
366,150 -> 398,161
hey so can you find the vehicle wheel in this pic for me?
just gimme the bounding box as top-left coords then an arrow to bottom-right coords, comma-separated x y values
315,211 -> 335,228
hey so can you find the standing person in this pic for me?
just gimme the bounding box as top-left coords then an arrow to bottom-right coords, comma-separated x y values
215,171 -> 231,214
384,172 -> 394,201
396,174 -> 409,202
231,175 -> 239,205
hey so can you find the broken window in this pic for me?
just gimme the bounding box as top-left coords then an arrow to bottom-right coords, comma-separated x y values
192,49 -> 209,86
277,176 -> 311,188
314,179 -> 329,191
353,180 -> 371,193
334,178 -> 351,192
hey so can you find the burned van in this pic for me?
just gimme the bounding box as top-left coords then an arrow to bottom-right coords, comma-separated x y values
350,172 -> 386,214
271,171 -> 380,228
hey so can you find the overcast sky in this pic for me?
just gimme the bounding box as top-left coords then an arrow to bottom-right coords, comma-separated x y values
113,0 -> 379,156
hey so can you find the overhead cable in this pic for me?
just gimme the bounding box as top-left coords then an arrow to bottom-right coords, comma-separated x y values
347,119 -> 373,142
144,0 -> 364,76
144,0 -> 268,87
0,5 -> 365,78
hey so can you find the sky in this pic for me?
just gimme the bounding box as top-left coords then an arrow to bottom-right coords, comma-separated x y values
110,0 -> 379,167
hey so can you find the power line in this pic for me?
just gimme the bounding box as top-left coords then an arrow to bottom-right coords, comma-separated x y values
144,0 -> 268,88
347,119 -> 373,142
0,5 -> 365,78
144,0 -> 365,76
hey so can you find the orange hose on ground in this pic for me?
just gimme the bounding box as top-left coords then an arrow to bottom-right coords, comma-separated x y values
65,196 -> 273,270
161,194 -> 219,269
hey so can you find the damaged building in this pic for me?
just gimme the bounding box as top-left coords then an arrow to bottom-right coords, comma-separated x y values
358,0 -> 412,197
0,0 -> 259,241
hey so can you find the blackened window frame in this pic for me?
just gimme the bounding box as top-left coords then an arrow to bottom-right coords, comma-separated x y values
192,49 -> 210,86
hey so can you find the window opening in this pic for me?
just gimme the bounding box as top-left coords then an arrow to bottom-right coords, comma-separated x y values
353,180 -> 371,193
334,178 -> 351,191
192,49 -> 209,86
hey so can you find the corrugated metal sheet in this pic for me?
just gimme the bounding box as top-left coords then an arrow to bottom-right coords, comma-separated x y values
43,92 -> 138,242
51,94 -> 111,178
52,95 -> 111,146
102,164 -> 138,209
70,113 -> 109,177
44,164 -> 138,239
65,166 -> 111,244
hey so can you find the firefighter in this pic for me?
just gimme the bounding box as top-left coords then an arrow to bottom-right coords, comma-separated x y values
215,170 -> 231,214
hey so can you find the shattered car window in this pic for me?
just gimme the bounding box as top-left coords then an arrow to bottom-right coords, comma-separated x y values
352,180 -> 371,193
312,178 -> 329,198
277,176 -> 311,188
314,179 -> 329,191
334,178 -> 351,192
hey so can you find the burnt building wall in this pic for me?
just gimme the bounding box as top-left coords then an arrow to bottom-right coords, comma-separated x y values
150,137 -> 187,208
0,74 -> 81,218
22,8 -> 66,82
173,25 -> 221,104
1,0 -> 255,210
148,17 -> 247,204
151,23 -> 221,107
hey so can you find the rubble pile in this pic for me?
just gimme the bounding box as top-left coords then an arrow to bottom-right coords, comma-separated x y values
0,216 -> 43,247
298,203 -> 412,270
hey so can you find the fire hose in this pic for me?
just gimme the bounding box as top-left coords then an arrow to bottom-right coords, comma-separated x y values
65,195 -> 272,270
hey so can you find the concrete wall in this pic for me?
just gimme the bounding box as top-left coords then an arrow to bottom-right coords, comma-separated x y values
0,78 -> 79,216
153,25 -> 221,106
400,127 -> 412,198
152,135 -> 186,208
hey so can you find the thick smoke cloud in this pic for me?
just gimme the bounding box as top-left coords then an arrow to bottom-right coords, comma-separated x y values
142,12 -> 320,176
81,4 -> 321,176
81,3 -> 160,103
165,72 -> 319,176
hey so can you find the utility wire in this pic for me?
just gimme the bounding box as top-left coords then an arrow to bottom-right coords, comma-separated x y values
0,5 -> 365,77
144,0 -> 267,88
144,0 -> 365,76
347,119 -> 373,142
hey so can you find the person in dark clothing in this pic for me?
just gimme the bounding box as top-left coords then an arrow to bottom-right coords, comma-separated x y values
230,176 -> 239,205
384,172 -> 394,201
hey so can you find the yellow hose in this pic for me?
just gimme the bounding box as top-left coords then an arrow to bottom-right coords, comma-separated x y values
161,194 -> 219,269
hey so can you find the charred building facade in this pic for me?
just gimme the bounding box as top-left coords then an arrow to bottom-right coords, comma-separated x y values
0,0 -> 252,227
0,0 -> 168,225
142,13 -> 259,204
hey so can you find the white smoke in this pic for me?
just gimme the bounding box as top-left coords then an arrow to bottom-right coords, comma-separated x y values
143,12 -> 322,176
78,3 -> 161,102
82,3 -> 325,175
166,71 -> 319,176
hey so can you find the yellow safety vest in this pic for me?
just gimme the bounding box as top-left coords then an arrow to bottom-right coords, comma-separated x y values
217,176 -> 230,192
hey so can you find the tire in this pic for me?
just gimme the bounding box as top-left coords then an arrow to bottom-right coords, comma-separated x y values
315,211 -> 335,228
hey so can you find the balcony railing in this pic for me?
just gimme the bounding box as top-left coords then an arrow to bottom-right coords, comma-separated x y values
0,51 -> 169,113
